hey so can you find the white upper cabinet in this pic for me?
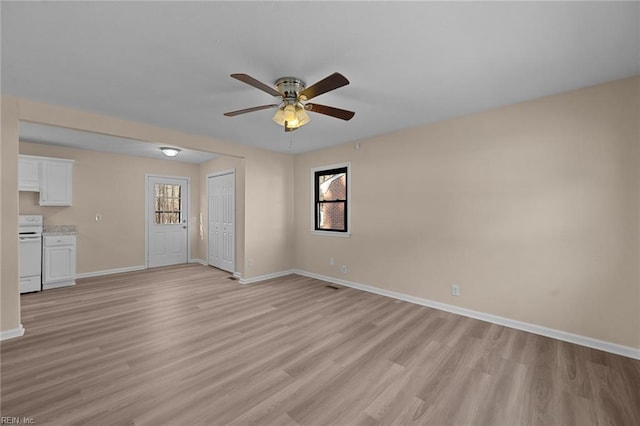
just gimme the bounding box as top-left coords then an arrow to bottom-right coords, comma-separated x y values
40,158 -> 74,206
19,155 -> 74,206
18,155 -> 41,191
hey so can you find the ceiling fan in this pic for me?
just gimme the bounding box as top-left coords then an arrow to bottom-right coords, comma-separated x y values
224,72 -> 355,132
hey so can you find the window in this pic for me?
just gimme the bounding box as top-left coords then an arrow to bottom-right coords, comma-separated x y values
312,163 -> 350,235
154,183 -> 182,224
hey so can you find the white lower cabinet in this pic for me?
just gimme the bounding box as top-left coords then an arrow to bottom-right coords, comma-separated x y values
43,235 -> 76,289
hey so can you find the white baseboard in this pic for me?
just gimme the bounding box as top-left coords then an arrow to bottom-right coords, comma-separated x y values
293,270 -> 640,361
77,261 -> 209,278
239,269 -> 295,285
43,280 -> 75,290
0,324 -> 25,341
75,265 -> 146,279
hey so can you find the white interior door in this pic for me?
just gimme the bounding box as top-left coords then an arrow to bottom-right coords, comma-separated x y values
147,176 -> 189,268
208,171 -> 235,273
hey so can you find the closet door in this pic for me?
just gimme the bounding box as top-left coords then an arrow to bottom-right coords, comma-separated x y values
208,171 -> 235,273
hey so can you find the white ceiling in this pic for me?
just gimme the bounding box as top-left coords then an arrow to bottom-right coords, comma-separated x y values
2,1 -> 639,154
19,122 -> 218,164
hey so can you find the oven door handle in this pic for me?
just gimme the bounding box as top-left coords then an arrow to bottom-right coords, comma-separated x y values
19,236 -> 42,241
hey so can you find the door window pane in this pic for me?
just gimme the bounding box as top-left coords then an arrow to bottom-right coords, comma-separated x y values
154,184 -> 182,224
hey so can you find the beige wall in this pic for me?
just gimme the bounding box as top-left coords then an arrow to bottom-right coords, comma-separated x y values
245,153 -> 295,277
19,142 -> 201,274
1,97 -> 21,333
1,97 -> 294,335
294,77 -> 640,349
199,156 -> 246,275
3,78 -> 638,351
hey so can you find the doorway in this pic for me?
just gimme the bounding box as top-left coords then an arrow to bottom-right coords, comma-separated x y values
146,175 -> 190,268
208,170 -> 235,273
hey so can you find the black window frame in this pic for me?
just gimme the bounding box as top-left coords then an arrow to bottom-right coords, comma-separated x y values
314,166 -> 348,233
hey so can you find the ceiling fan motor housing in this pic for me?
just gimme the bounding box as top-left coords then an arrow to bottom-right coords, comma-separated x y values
275,77 -> 306,103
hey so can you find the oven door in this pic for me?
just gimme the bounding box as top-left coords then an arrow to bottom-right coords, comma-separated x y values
19,235 -> 42,292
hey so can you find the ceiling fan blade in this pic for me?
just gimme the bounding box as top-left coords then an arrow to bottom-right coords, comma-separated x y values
305,103 -> 355,121
299,72 -> 349,101
230,74 -> 282,97
223,104 -> 279,117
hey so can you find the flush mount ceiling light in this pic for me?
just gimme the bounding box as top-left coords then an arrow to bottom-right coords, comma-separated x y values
160,147 -> 181,157
224,73 -> 355,133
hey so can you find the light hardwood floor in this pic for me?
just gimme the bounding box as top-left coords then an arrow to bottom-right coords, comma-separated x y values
1,264 -> 639,425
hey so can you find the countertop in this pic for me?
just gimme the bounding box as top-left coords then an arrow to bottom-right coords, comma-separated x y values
43,225 -> 77,236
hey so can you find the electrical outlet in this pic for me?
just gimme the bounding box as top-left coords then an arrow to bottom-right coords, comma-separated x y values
329,257 -> 335,266
95,213 -> 102,222
248,258 -> 254,267
451,284 -> 460,296
341,265 -> 348,274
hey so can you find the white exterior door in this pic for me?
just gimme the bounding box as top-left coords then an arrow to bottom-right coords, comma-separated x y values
208,171 -> 235,273
147,176 -> 189,268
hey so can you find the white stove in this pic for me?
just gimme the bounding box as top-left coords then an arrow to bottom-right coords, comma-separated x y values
19,215 -> 43,293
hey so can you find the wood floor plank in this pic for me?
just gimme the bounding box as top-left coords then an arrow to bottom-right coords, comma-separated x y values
1,264 -> 639,425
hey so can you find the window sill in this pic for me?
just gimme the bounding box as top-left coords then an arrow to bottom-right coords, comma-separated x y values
311,230 -> 351,238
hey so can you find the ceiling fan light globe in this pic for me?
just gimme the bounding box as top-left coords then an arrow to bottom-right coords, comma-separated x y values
283,104 -> 297,122
272,108 -> 285,125
273,107 -> 299,128
296,105 -> 310,126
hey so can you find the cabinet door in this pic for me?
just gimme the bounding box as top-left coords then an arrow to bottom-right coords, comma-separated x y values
40,160 -> 73,206
43,245 -> 76,283
18,156 -> 40,191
